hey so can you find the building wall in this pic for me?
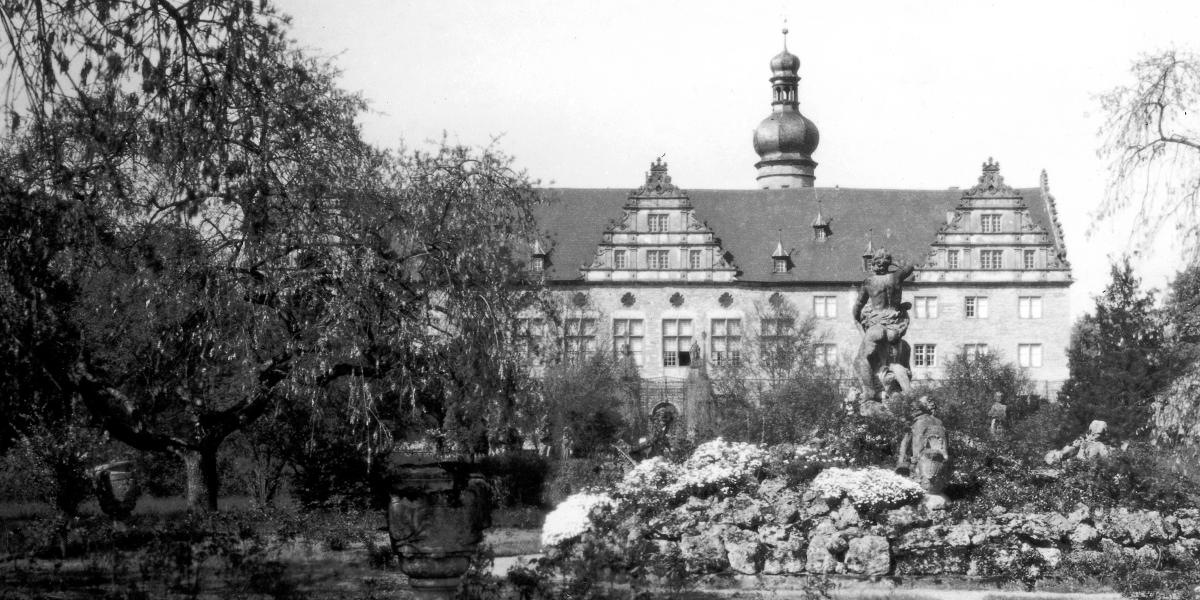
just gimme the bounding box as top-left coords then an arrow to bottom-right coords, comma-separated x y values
543,279 -> 1070,395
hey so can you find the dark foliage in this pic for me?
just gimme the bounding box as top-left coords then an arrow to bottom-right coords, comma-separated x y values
1059,258 -> 1167,440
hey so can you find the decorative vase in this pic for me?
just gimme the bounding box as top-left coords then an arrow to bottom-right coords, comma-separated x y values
92,460 -> 141,520
387,460 -> 492,600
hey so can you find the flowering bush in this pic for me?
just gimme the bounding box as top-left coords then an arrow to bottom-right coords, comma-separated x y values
670,438 -> 767,498
810,466 -> 924,509
615,456 -> 677,501
540,492 -> 615,548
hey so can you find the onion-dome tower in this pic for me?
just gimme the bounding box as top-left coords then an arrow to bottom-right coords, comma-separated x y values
752,27 -> 820,189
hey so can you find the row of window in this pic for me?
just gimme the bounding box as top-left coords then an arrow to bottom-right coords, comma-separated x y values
613,249 -> 706,270
945,248 -> 1038,270
912,343 -> 1044,368
914,295 -> 1043,319
524,316 -> 1047,369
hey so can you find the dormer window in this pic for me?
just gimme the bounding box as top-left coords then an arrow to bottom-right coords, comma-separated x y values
814,228 -> 828,241
530,257 -> 544,273
773,258 -> 788,273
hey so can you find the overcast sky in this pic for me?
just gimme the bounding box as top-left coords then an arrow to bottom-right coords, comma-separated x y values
281,0 -> 1200,317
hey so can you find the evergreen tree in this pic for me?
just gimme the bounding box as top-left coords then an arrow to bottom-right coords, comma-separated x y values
1058,258 -> 1165,439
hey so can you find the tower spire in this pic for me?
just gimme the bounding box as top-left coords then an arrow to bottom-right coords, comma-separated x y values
752,25 -> 819,189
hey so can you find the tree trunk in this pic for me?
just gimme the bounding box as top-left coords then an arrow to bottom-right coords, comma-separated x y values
200,446 -> 220,512
182,450 -> 204,511
180,447 -> 220,512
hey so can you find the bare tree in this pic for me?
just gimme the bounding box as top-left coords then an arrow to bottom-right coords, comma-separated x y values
1097,49 -> 1200,261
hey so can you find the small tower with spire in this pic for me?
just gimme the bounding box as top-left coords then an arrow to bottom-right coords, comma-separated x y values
753,26 -> 820,189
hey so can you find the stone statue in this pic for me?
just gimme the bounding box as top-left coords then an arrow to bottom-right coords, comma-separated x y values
852,248 -> 916,399
896,396 -> 949,495
631,401 -> 677,461
987,391 -> 1009,438
1044,420 -> 1112,465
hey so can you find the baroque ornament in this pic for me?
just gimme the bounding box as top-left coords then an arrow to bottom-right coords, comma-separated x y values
669,292 -> 684,307
620,292 -> 636,307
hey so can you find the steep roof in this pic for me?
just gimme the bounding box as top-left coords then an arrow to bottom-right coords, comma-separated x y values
533,185 -> 1056,284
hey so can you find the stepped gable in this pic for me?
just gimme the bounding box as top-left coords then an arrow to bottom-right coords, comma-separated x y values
534,183 -> 1057,283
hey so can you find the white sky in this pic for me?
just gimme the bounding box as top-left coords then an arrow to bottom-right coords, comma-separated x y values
281,0 -> 1200,318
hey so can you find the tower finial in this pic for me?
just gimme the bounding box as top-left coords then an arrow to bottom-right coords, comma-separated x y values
782,19 -> 789,50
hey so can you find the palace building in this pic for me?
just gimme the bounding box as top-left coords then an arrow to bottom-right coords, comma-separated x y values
527,35 -> 1072,395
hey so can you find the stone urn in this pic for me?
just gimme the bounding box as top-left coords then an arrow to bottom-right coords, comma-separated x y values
92,460 -> 141,520
387,460 -> 492,600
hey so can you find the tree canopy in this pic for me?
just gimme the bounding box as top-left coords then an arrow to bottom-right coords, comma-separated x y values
1097,49 -> 1200,261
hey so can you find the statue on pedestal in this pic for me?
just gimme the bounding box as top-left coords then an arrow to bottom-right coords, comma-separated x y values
852,248 -> 916,400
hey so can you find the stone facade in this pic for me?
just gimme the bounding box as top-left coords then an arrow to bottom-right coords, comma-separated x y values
527,40 -> 1072,397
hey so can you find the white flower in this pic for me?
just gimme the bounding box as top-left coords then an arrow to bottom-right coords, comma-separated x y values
540,492 -> 615,548
810,467 -> 924,509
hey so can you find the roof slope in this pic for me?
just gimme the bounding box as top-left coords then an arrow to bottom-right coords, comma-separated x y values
533,186 -> 1052,283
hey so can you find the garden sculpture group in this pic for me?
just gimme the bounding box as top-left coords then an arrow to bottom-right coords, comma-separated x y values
852,249 -> 950,504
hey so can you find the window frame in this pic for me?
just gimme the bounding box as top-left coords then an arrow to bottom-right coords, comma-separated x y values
647,249 -> 669,270
913,296 -> 938,319
947,250 -> 960,269
563,317 -> 597,363
710,318 -> 742,366
981,214 -> 1002,233
980,249 -> 1003,270
813,295 -> 837,319
648,213 -> 669,233
1018,296 -> 1043,319
965,296 -> 989,319
612,318 -> 645,365
1018,343 -> 1044,368
661,318 -> 694,367
689,249 -> 703,270
613,249 -> 627,269
914,344 -> 937,368
1023,249 -> 1036,270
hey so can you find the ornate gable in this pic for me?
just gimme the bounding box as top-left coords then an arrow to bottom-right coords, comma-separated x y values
581,159 -> 738,283
919,158 -> 1071,283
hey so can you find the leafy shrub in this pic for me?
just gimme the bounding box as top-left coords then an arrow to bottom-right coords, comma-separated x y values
480,451 -> 551,507
542,456 -> 627,507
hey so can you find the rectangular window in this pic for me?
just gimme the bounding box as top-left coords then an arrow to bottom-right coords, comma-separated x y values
981,214 -> 1002,233
1018,296 -> 1043,319
813,296 -> 837,319
914,344 -> 937,367
613,250 -> 627,269
710,319 -> 742,365
1018,343 -> 1044,368
612,318 -> 644,365
563,318 -> 596,363
814,343 -> 838,367
965,296 -> 989,318
962,343 -> 989,359
760,317 -> 794,339
773,258 -> 788,273
947,250 -> 960,269
1023,249 -> 1036,269
662,319 -> 694,367
980,250 -> 1003,270
647,250 -> 669,270
689,249 -> 702,270
516,318 -> 544,360
648,214 -> 669,232
913,296 -> 939,319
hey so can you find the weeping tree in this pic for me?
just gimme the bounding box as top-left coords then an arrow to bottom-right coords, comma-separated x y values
1097,49 -> 1200,261
0,0 -> 546,510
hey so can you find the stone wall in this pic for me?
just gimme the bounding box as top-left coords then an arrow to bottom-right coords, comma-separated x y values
606,476 -> 1199,578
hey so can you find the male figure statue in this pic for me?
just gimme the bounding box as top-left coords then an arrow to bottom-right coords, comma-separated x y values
896,395 -> 949,495
852,248 -> 916,399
